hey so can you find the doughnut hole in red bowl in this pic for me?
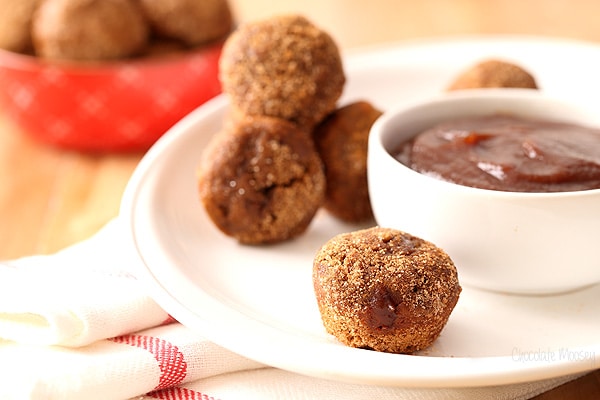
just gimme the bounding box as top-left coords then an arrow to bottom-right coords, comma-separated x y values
0,41 -> 223,152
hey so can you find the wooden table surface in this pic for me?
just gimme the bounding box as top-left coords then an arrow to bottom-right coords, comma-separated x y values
1,0 -> 598,398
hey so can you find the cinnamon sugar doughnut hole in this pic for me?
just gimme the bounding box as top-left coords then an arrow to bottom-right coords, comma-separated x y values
0,0 -> 39,53
198,115 -> 326,244
313,227 -> 461,354
32,0 -> 150,60
138,0 -> 233,46
219,14 -> 345,129
448,59 -> 538,90
313,101 -> 382,222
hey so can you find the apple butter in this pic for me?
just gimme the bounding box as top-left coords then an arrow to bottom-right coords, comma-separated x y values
395,114 -> 600,192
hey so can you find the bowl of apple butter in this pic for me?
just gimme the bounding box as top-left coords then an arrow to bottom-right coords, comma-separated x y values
367,89 -> 600,294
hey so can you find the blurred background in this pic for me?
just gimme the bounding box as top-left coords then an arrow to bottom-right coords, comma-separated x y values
232,0 -> 600,48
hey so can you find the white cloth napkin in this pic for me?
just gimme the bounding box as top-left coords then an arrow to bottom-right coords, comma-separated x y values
0,219 -> 585,399
0,219 -> 168,347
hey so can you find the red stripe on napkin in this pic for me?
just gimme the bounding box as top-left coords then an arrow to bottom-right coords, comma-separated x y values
161,315 -> 178,325
147,386 -> 221,400
110,334 -> 187,389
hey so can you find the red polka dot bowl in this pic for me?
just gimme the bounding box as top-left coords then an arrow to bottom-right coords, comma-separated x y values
0,41 -> 222,152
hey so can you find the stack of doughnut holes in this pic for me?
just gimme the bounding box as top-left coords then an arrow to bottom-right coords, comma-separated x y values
198,14 -> 382,245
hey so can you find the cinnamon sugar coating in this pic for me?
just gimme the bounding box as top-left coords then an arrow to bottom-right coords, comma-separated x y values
447,59 -> 538,90
219,15 -> 345,129
138,0 -> 233,46
32,0 -> 150,60
0,0 -> 39,53
198,115 -> 326,244
313,227 -> 461,354
313,101 -> 382,222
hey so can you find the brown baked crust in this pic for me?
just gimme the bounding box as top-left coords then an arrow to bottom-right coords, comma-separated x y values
32,0 -> 149,60
138,0 -> 233,46
198,114 -> 326,244
447,59 -> 538,90
313,227 -> 461,353
219,14 -> 345,129
313,101 -> 382,222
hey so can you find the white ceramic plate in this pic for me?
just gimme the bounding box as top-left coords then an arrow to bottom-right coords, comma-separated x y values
121,36 -> 600,388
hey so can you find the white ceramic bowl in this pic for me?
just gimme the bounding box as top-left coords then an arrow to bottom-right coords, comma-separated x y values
368,89 -> 600,294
